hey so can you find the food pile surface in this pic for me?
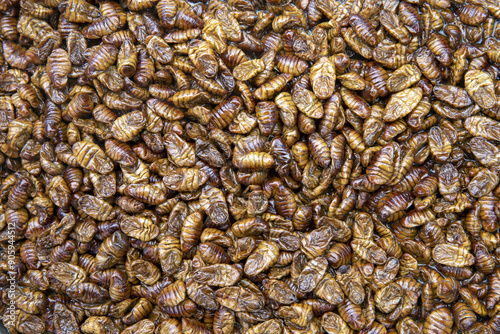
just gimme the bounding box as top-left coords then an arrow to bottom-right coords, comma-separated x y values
2,0 -> 500,333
